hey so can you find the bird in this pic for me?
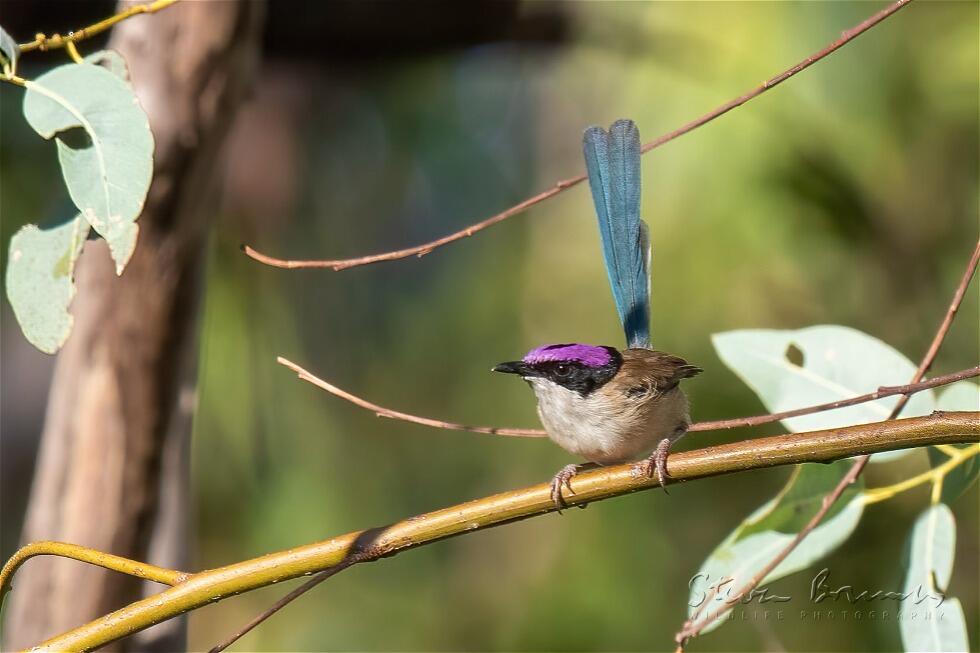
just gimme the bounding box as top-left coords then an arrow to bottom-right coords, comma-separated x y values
493,118 -> 701,509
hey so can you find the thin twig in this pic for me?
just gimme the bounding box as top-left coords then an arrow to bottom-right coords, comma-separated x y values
17,0 -> 180,53
242,0 -> 914,272
279,355 -> 978,438
674,240 -> 980,650
207,555 -> 366,653
28,413 -> 979,652
278,356 -> 544,437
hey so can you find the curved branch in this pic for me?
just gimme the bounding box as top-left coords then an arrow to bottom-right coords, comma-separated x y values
279,355 -> 979,437
25,412 -> 980,652
0,542 -> 186,603
242,0 -> 913,271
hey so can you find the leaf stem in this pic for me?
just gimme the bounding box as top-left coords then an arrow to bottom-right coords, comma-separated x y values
862,444 -> 979,505
65,41 -> 84,64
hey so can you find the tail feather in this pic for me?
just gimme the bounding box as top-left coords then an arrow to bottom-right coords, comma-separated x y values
583,119 -> 651,349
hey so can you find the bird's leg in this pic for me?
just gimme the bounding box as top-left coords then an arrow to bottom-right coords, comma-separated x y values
549,463 -> 596,512
642,425 -> 688,493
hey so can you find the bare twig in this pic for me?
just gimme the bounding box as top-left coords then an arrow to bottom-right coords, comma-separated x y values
207,556 -> 366,653
242,0 -> 914,271
278,356 -> 544,437
674,240 -> 980,650
24,413 -> 978,652
279,355 -> 978,438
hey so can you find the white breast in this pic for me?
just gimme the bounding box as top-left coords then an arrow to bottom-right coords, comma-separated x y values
529,378 -> 689,465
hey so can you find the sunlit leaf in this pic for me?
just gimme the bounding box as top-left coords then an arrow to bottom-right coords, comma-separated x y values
22,62 -> 153,274
900,504 -> 969,652
712,325 -> 935,463
6,216 -> 90,353
686,462 -> 864,634
926,382 -> 980,503
0,25 -> 17,74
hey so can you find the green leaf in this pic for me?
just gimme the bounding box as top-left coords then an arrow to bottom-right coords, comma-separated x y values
927,382 -> 980,502
687,462 -> 864,633
712,325 -> 935,463
0,25 -> 18,74
22,62 -> 153,274
84,50 -> 130,82
6,216 -> 90,354
900,504 -> 969,653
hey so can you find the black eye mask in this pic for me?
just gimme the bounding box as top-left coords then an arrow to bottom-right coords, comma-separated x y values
530,349 -> 622,397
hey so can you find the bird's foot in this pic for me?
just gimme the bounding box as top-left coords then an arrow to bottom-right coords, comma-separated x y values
642,437 -> 674,493
549,463 -> 597,512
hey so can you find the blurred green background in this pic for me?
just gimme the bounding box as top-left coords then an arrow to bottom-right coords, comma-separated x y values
2,1 -> 977,651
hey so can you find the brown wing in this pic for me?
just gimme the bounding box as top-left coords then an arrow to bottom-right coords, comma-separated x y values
619,348 -> 702,395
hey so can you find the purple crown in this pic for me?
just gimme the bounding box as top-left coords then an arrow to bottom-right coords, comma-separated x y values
523,343 -> 612,367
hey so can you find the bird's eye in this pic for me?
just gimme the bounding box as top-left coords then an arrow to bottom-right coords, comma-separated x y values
555,364 -> 570,377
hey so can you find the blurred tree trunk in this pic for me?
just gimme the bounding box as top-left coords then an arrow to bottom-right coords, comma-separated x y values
4,2 -> 264,650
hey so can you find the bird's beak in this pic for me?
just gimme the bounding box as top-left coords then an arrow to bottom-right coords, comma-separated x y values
492,360 -> 528,375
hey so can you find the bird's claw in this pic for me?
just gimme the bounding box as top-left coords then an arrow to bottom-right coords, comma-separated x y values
550,463 -> 580,512
642,438 -> 673,493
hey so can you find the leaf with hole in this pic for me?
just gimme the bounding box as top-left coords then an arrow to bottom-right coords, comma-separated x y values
22,62 -> 153,274
6,216 -> 90,354
712,325 -> 935,463
686,461 -> 864,634
926,382 -> 980,503
900,504 -> 969,652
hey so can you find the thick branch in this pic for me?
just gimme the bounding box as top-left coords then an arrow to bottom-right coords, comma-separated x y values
26,412 -> 979,652
242,0 -> 913,271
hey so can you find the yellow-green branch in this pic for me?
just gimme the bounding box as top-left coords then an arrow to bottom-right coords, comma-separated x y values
13,411 -> 978,653
863,442 -> 979,504
18,0 -> 180,54
0,542 -> 186,604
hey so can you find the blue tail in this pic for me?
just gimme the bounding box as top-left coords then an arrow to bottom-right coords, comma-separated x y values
582,119 -> 651,349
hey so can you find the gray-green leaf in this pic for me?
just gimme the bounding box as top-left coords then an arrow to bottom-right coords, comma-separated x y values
22,63 -> 153,274
927,383 -> 980,503
84,50 -> 130,82
6,216 -> 90,354
900,504 -> 969,652
687,462 -> 864,634
712,326 -> 935,463
0,25 -> 18,75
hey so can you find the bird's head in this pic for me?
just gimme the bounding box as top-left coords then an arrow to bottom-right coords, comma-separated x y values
493,343 -> 623,397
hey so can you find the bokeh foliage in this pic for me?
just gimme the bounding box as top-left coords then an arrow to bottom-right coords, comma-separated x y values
188,2 -> 977,650
1,1 -> 976,651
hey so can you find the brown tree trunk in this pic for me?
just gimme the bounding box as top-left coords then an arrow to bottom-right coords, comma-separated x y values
4,2 -> 264,650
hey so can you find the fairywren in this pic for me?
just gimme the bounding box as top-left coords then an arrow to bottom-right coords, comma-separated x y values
494,119 -> 701,508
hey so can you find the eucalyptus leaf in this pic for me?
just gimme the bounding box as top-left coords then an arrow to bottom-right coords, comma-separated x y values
712,326 -> 935,463
23,62 -> 153,274
900,504 -> 969,652
6,216 -> 90,354
0,25 -> 18,74
687,462 -> 864,634
84,50 -> 130,82
926,382 -> 980,503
